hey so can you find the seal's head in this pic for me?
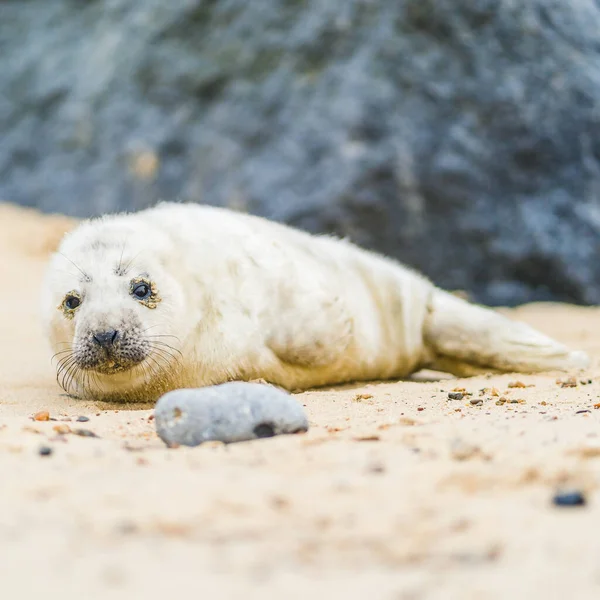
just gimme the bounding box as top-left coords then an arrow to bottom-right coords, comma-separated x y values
42,214 -> 186,401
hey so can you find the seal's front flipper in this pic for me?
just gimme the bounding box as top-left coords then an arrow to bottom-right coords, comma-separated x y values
423,290 -> 590,374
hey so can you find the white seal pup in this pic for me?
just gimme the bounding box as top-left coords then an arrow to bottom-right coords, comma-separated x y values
41,202 -> 589,402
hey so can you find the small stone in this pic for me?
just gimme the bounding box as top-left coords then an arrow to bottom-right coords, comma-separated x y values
76,416 -> 90,422
470,398 -> 483,406
557,377 -> 577,388
552,490 -> 586,507
508,381 -> 527,388
52,424 -> 71,435
73,429 -> 98,438
367,462 -> 386,474
38,446 -> 52,456
448,392 -> 464,401
33,411 -> 50,422
154,382 -> 309,447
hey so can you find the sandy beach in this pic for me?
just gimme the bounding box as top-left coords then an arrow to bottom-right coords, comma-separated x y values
1,202 -> 600,599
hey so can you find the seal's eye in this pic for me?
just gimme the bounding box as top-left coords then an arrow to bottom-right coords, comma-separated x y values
64,295 -> 81,310
132,282 -> 151,300
129,276 -> 161,309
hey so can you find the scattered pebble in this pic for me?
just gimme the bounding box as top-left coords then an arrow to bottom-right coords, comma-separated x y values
76,416 -> 90,423
479,388 -> 500,396
73,429 -> 98,438
576,410 -> 591,414
452,387 -> 472,396
552,490 -> 586,507
52,424 -> 71,435
33,411 -> 50,422
367,462 -> 386,474
38,446 -> 52,457
495,397 -> 507,406
508,381 -> 531,388
448,392 -> 464,401
556,377 -> 577,388
154,382 -> 309,447
470,398 -> 483,406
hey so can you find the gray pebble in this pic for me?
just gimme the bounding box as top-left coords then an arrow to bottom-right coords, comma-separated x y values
154,382 -> 309,447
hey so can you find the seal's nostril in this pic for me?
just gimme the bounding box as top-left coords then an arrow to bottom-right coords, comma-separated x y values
93,330 -> 119,348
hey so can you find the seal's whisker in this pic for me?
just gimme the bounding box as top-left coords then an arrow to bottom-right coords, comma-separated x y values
141,325 -> 162,334
63,361 -> 80,393
144,356 -> 164,385
116,241 -> 128,274
147,340 -> 183,360
148,342 -> 179,359
146,334 -> 182,343
81,370 -> 91,397
58,252 -> 91,283
56,356 -> 77,380
146,348 -> 173,370
89,371 -> 102,396
123,251 -> 143,275
60,361 -> 79,394
147,339 -> 180,357
52,349 -> 73,363
148,348 -> 180,369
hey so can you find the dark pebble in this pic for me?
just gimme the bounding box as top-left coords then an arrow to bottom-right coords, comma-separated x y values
576,410 -> 591,414
73,429 -> 98,438
154,382 -> 309,447
470,398 -> 483,406
39,446 -> 53,456
552,490 -> 586,507
448,392 -> 464,401
76,416 -> 90,422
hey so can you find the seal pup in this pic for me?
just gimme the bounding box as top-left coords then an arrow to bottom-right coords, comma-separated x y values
41,202 -> 589,402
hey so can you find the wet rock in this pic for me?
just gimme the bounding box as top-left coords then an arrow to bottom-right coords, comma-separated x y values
154,382 -> 309,447
4,2 -> 600,305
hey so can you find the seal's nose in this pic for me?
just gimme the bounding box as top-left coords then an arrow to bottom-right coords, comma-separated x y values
93,330 -> 119,348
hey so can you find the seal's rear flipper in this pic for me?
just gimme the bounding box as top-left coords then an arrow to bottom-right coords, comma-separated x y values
423,290 -> 590,375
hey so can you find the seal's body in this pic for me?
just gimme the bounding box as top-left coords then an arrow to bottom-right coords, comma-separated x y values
42,203 -> 589,401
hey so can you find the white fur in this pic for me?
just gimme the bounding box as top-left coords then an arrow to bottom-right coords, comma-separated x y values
41,202 -> 589,401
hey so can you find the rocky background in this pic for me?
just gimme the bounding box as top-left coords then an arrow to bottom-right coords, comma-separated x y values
2,0 -> 600,306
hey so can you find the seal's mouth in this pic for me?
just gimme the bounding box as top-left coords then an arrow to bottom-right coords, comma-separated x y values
90,358 -> 140,375
75,329 -> 150,375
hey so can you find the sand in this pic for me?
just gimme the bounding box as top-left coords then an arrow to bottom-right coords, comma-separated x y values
1,202 -> 600,599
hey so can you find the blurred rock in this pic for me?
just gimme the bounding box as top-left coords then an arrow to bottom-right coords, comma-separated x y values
154,382 -> 309,447
2,0 -> 600,305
